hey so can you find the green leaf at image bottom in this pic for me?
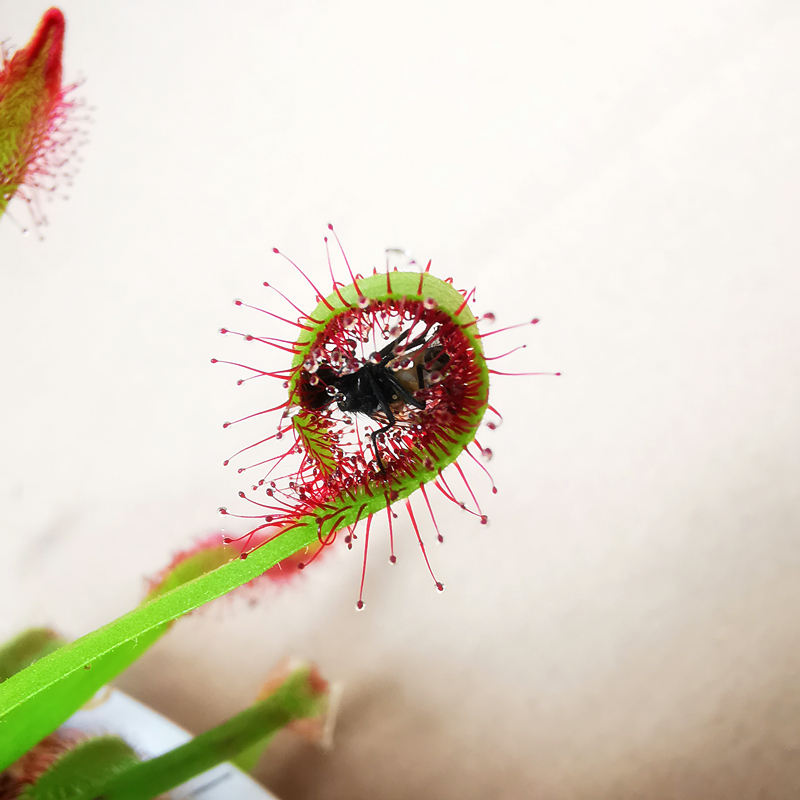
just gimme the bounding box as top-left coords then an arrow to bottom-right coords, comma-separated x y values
0,522 -> 319,771
21,666 -> 325,800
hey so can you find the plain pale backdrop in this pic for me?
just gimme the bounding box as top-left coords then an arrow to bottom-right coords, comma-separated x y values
1,2 -> 799,798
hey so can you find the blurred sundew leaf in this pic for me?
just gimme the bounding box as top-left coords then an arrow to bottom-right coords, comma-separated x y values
0,523 -> 320,770
144,541 -> 236,603
19,736 -> 140,799
0,628 -> 65,683
231,738 -> 267,775
233,656 -> 335,773
22,666 -> 326,800
0,8 -> 81,226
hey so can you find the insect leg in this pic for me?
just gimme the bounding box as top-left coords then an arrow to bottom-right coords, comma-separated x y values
378,330 -> 410,362
378,329 -> 432,365
365,371 -> 398,472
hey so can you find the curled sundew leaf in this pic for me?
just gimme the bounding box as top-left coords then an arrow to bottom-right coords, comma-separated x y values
221,244 -> 495,606
0,8 -> 84,230
289,270 -> 490,483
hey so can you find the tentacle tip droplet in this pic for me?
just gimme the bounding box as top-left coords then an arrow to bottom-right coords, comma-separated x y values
356,600 -> 365,610
389,555 -> 397,564
480,515 -> 488,525
436,582 -> 445,592
222,460 -> 230,467
218,507 -> 228,515
272,247 -> 280,254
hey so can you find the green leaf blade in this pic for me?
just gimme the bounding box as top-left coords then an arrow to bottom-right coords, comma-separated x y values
0,520 -> 318,770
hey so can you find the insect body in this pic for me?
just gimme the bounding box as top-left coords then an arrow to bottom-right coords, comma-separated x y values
298,328 -> 450,471
390,340 -> 450,398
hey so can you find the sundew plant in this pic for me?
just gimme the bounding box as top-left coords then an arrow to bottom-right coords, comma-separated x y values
214,228 -> 556,608
0,9 -> 557,799
0,225 -> 556,791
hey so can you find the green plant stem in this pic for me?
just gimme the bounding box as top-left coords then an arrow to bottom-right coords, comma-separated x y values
0,521 -> 319,770
82,667 -> 322,800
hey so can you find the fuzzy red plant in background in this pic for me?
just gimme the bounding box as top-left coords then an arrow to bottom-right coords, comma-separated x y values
0,8 -> 84,231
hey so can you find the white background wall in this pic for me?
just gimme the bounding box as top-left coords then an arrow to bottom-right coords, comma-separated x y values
1,2 -> 799,798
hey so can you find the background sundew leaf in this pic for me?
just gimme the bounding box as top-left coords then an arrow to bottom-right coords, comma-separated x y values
144,540 -> 236,603
19,736 -> 140,799
0,628 -> 64,683
0,8 -> 66,219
